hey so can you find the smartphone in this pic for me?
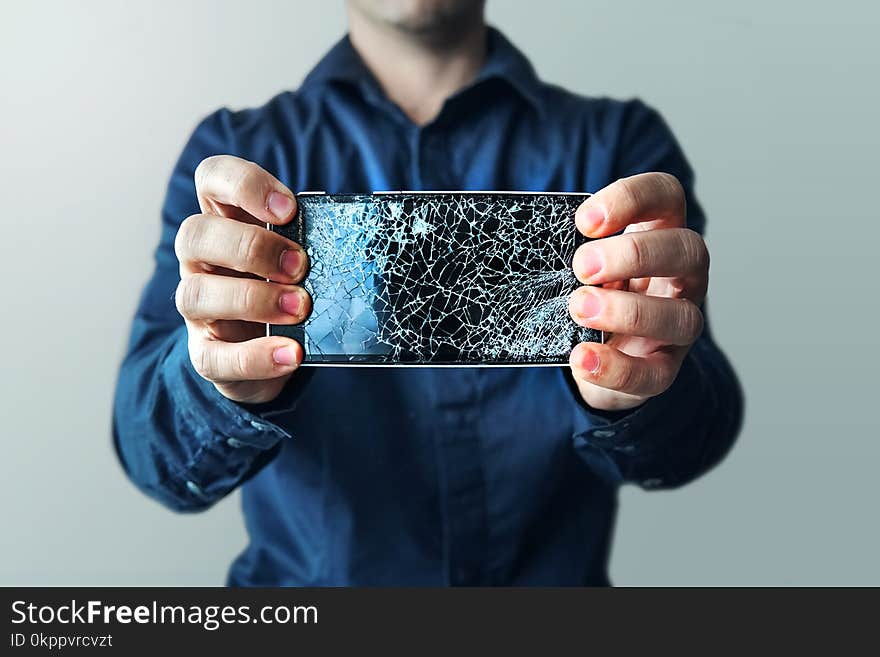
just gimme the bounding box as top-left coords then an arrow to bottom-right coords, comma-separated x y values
269,191 -> 601,366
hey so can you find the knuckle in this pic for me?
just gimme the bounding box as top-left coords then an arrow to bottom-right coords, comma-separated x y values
194,155 -> 222,191
234,345 -> 257,379
608,357 -> 638,393
694,233 -> 711,271
238,280 -> 261,316
174,214 -> 203,260
232,160 -> 266,201
621,233 -> 646,273
678,299 -> 705,343
677,228 -> 709,270
657,172 -> 684,199
614,176 -> 642,213
236,226 -> 265,267
620,295 -> 644,333
652,362 -> 678,396
174,274 -> 206,317
189,341 -> 213,380
654,173 -> 686,217
174,281 -> 186,315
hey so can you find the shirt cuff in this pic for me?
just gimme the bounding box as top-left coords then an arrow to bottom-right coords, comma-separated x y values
568,348 -> 712,488
160,332 -> 305,505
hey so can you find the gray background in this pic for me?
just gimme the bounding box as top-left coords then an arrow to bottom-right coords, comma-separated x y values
1,0 -> 877,585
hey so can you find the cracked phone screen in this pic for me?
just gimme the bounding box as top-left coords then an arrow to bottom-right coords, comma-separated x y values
270,192 -> 601,365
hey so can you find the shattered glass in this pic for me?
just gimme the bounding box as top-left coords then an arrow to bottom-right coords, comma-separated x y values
271,192 -> 601,365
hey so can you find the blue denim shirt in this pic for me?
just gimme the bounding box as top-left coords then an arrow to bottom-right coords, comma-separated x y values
113,29 -> 742,586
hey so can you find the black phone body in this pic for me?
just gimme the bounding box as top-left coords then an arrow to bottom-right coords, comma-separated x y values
269,191 -> 601,366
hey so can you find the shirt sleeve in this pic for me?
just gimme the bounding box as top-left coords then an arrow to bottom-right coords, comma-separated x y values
568,99 -> 744,490
112,109 -> 309,512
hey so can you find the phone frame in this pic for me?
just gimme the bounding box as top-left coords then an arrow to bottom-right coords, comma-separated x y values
268,190 -> 603,367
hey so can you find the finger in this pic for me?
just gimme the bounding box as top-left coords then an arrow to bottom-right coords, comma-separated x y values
194,155 -> 297,225
572,227 -> 708,285
189,335 -> 303,383
569,286 -> 703,346
175,274 -> 311,324
175,213 -> 308,283
569,341 -> 684,398
576,172 -> 685,237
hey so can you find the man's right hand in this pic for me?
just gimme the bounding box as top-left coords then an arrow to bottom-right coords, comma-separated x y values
174,155 -> 311,404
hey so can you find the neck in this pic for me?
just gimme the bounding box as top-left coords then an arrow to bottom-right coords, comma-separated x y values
347,10 -> 487,126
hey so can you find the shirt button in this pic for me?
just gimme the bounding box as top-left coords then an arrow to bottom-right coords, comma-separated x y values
249,419 -> 271,432
592,429 -> 616,439
185,480 -> 204,496
226,438 -> 244,448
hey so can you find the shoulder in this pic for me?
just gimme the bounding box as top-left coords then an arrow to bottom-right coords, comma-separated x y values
184,87 -> 325,185
201,88 -> 320,147
535,84 -> 669,143
541,84 -> 688,169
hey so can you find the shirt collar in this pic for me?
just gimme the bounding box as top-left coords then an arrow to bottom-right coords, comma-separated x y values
301,27 -> 544,115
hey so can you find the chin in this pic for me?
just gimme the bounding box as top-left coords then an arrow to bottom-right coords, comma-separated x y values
350,0 -> 484,33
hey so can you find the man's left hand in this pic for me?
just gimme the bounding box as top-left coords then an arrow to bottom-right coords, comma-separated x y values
569,172 -> 709,411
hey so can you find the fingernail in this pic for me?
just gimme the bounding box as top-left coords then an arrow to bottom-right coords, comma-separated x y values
574,290 -> 602,321
280,249 -> 302,277
580,205 -> 606,234
279,292 -> 303,316
575,249 -> 603,281
580,348 -> 600,374
267,191 -> 295,220
273,346 -> 296,366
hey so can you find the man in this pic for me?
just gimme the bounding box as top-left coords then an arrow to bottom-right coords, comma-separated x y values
114,0 -> 742,585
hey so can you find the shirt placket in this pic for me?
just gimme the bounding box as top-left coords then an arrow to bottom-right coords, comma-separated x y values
413,123 -> 489,585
